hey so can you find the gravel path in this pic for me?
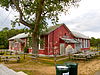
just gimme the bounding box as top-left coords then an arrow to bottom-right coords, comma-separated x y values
78,59 -> 100,75
94,70 -> 100,75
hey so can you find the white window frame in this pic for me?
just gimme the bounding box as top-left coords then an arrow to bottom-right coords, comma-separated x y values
39,36 -> 45,50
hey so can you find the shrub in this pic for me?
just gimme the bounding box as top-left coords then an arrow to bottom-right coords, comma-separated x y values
24,46 -> 28,53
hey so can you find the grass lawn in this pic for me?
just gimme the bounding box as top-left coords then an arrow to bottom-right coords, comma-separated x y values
0,53 -> 100,75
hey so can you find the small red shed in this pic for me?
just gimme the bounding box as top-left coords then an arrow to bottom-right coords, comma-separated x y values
8,24 -> 90,56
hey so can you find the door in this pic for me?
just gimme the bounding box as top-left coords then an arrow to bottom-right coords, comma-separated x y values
60,43 -> 65,55
75,44 -> 81,52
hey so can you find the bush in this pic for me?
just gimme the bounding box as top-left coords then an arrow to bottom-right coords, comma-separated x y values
24,46 -> 28,53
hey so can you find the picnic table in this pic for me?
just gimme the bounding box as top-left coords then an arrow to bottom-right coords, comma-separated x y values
0,55 -> 20,63
72,53 -> 91,60
72,51 -> 100,60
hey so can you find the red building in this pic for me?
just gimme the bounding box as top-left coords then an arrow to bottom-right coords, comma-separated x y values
9,24 -> 90,56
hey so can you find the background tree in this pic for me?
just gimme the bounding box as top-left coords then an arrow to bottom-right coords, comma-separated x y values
0,28 -> 25,49
0,0 -> 80,56
90,37 -> 96,47
90,37 -> 100,50
2,27 -> 9,31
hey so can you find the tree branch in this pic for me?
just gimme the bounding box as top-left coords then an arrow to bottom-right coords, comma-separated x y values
34,0 -> 45,32
12,0 -> 32,28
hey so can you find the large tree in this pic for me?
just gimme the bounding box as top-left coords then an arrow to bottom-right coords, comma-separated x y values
0,0 -> 80,56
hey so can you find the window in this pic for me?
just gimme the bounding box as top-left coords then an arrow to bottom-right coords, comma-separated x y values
40,36 -> 45,49
87,40 -> 88,47
63,33 -> 69,38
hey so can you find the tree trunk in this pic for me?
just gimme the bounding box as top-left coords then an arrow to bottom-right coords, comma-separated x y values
32,32 -> 39,57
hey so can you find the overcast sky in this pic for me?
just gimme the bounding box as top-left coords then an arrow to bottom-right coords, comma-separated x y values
0,0 -> 100,38
58,0 -> 100,38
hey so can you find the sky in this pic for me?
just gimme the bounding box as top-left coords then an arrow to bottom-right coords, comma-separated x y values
0,0 -> 100,38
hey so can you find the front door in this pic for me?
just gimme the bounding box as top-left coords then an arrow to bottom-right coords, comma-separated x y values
60,43 -> 65,55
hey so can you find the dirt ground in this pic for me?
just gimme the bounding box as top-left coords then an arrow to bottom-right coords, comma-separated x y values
1,57 -> 100,75
78,59 -> 100,75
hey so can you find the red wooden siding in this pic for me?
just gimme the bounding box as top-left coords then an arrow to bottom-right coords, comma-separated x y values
47,25 -> 75,55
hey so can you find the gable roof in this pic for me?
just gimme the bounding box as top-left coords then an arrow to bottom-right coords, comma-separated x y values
44,24 -> 89,39
43,24 -> 63,35
8,24 -> 90,40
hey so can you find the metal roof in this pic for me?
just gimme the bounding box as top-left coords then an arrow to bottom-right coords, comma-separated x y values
8,33 -> 29,40
61,38 -> 80,43
43,24 -> 89,39
71,31 -> 90,39
8,24 -> 90,40
43,24 -> 62,35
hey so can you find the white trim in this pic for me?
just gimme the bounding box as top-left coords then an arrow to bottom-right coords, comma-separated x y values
48,35 -> 49,55
39,49 -> 45,50
83,40 -> 85,48
85,40 -> 87,48
38,54 -> 54,57
38,54 -> 46,56
39,36 -> 40,49
60,43 -> 65,55
39,36 -> 45,50
81,39 -> 82,48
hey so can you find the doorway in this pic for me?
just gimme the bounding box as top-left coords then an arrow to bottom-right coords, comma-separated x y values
60,43 -> 65,55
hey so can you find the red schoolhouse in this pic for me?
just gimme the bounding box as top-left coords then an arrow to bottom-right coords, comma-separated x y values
9,24 -> 90,56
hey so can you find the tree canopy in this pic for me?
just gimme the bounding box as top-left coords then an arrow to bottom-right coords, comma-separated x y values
0,0 -> 80,31
90,37 -> 100,47
0,0 -> 80,55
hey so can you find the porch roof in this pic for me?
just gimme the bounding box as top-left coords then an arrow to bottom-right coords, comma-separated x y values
61,38 -> 80,44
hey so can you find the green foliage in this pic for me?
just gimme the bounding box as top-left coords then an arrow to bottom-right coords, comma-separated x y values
2,27 -> 9,31
90,37 -> 100,47
0,0 -> 80,54
0,0 -> 80,34
0,28 -> 25,49
24,46 -> 29,53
